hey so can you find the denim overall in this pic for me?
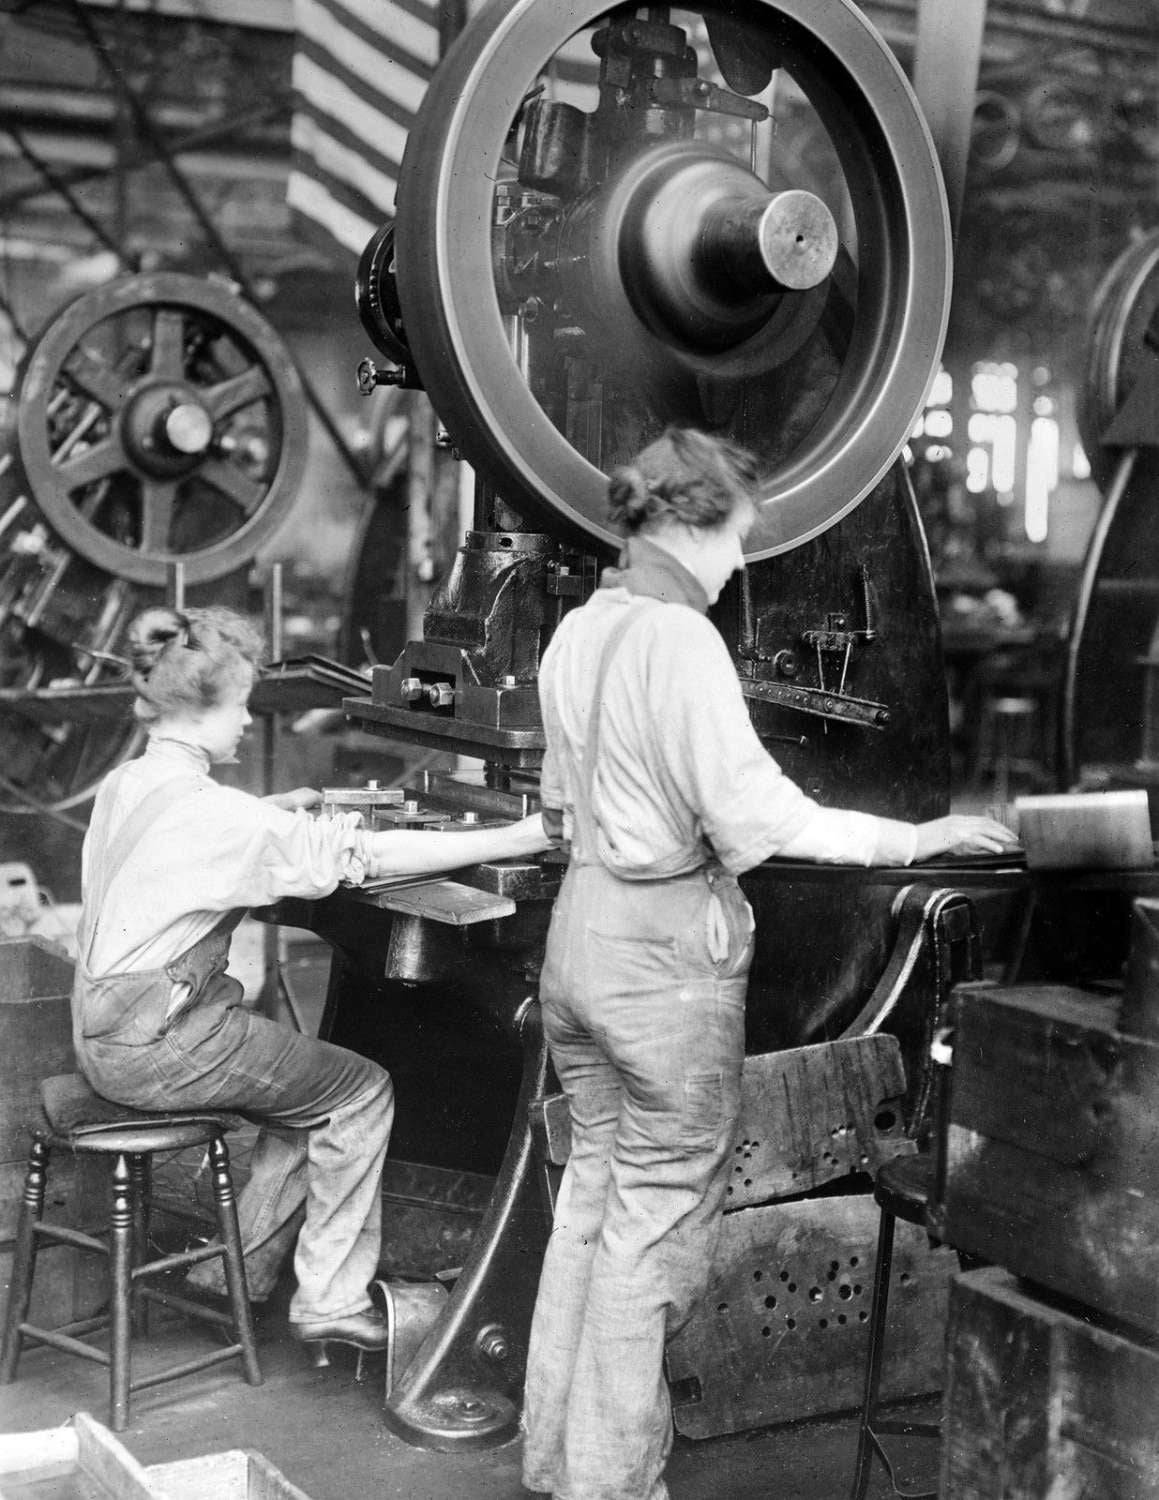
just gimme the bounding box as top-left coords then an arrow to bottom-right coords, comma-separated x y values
523,607 -> 756,1500
72,774 -> 395,1327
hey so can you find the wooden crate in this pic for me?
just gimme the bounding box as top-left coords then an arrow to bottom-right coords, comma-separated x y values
937,982 -> 1159,1335
0,1412 -> 314,1499
941,1268 -> 1159,1499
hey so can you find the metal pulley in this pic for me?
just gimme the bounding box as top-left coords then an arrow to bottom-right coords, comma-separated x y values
1078,229 -> 1159,491
386,0 -> 952,560
13,272 -> 309,586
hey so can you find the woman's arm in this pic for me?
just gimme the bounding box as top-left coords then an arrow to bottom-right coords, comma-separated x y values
366,812 -> 551,879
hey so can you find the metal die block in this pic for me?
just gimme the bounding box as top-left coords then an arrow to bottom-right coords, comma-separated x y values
666,1195 -> 956,1438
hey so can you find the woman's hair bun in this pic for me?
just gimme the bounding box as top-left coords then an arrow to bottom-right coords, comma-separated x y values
606,427 -> 760,536
607,465 -> 653,529
127,607 -> 188,679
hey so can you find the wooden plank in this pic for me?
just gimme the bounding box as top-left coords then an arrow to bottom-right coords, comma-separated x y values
942,984 -> 1159,1332
363,880 -> 516,926
74,1411 -> 159,1500
667,1195 -> 956,1437
723,1035 -> 911,1209
941,1268 -> 1159,1499
942,1127 -> 1159,1331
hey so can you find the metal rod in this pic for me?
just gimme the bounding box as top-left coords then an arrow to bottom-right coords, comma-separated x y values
7,127 -> 122,255
0,98 -> 291,215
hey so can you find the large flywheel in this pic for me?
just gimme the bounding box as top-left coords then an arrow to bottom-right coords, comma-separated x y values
1,272 -> 308,818
15,273 -> 309,586
391,0 -> 951,558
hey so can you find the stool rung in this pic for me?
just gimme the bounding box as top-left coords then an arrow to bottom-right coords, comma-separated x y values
17,1323 -> 110,1368
141,1287 -> 233,1328
33,1223 -> 108,1256
132,1342 -> 248,1392
131,1245 -> 223,1281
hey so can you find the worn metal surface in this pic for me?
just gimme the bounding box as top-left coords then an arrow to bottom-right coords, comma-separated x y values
666,1196 -> 956,1438
394,0 -> 949,557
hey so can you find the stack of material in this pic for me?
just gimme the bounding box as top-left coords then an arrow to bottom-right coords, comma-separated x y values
933,898 -> 1159,1498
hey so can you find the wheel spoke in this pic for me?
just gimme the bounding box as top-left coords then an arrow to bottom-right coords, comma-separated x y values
203,365 -> 272,421
56,436 -> 128,491
197,457 -> 266,516
138,479 -> 179,553
64,348 -> 126,410
151,308 -> 187,380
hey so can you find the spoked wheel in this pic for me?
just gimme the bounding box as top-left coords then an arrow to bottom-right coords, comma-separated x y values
15,273 -> 309,586
393,0 -> 951,558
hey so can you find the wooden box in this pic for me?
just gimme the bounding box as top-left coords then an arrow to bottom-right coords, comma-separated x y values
941,1268 -> 1159,1499
937,982 -> 1159,1335
0,1412 -> 314,1499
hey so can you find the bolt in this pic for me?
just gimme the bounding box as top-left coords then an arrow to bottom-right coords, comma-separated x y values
501,675 -> 517,687
403,799 -> 420,814
400,677 -> 425,703
426,681 -> 455,708
460,811 -> 480,824
476,1325 -> 511,1363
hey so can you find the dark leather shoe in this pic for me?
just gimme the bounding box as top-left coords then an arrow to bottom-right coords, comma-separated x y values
289,1307 -> 389,1372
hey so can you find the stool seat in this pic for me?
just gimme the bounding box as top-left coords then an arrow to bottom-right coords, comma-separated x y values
1,1073 -> 262,1429
41,1073 -> 245,1156
873,1153 -> 936,1227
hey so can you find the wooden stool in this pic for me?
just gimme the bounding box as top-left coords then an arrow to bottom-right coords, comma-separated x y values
0,1073 -> 262,1430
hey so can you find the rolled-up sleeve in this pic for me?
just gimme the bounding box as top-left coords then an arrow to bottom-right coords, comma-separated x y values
167,788 -> 378,909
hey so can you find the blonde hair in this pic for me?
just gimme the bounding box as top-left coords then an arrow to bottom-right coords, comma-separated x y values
127,606 -> 265,725
608,427 -> 760,535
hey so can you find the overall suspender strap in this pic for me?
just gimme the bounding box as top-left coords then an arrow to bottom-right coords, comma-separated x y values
81,777 -> 200,966
572,603 -> 656,864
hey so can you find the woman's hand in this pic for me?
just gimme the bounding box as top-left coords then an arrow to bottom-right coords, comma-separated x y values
265,786 -> 323,813
913,814 -> 1021,861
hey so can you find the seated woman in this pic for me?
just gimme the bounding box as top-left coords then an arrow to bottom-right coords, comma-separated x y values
72,605 -> 550,1360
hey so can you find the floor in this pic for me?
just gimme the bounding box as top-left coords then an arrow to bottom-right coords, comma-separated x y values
0,916 -> 941,1499
0,1290 -> 940,1500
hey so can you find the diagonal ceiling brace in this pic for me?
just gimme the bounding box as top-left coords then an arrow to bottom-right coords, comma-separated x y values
66,0 -> 370,491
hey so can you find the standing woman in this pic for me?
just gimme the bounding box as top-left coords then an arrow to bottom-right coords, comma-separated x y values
520,427 -> 1016,1500
73,605 -> 549,1359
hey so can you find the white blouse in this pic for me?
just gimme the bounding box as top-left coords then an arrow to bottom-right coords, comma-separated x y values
81,737 -> 374,977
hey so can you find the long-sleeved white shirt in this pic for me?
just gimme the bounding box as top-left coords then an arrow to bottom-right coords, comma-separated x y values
81,737 -> 375,977
538,567 -> 918,879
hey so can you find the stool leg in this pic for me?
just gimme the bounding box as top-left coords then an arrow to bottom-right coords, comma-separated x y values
128,1154 -> 151,1338
0,1137 -> 50,1383
850,1204 -> 897,1500
209,1135 -> 263,1387
109,1154 -> 134,1431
